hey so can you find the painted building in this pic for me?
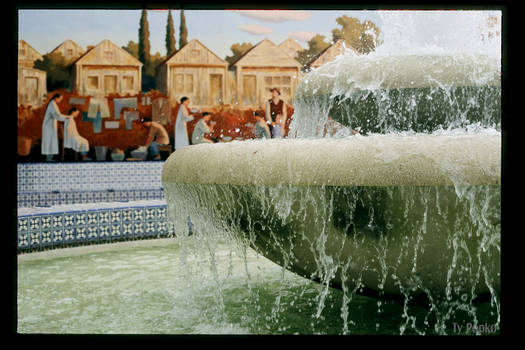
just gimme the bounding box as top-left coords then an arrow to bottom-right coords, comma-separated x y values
71,40 -> 143,97
49,39 -> 85,62
18,40 -> 43,68
157,39 -> 229,108
277,38 -> 303,59
18,40 -> 47,107
230,38 -> 302,108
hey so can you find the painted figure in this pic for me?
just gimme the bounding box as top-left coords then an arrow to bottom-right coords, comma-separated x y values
142,117 -> 170,160
265,87 -> 287,138
174,96 -> 194,150
191,112 -> 215,145
64,107 -> 90,161
41,93 -> 70,161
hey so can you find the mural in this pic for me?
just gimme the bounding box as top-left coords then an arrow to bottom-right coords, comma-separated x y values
17,9 -> 382,162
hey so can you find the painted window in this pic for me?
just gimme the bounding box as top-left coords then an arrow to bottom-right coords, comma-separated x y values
122,76 -> 134,90
87,76 -> 99,89
173,73 -> 194,93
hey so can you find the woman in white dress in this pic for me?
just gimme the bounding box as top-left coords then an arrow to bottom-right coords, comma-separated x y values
41,93 -> 70,161
174,96 -> 195,150
64,107 -> 90,161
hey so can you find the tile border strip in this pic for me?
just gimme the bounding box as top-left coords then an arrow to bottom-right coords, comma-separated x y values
17,202 -> 175,254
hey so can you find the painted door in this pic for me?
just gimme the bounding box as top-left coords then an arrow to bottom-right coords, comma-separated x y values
104,75 -> 118,95
242,75 -> 256,106
25,77 -> 39,105
209,74 -> 223,106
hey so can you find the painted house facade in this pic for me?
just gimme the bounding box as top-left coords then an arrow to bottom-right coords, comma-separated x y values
307,39 -> 358,70
277,38 -> 303,59
157,39 -> 229,108
18,67 -> 47,107
18,40 -> 43,68
18,40 -> 47,107
49,39 -> 85,62
231,39 -> 302,108
71,40 -> 143,97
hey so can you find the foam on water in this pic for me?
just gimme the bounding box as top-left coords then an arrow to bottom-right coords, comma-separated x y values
374,10 -> 501,58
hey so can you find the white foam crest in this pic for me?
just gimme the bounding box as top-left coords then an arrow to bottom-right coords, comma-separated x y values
373,10 -> 501,59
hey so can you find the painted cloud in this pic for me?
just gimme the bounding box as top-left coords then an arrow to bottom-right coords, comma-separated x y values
233,10 -> 311,23
238,24 -> 273,35
288,31 -> 317,43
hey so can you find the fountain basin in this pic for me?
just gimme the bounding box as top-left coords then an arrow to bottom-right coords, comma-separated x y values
293,54 -> 501,136
162,135 -> 500,299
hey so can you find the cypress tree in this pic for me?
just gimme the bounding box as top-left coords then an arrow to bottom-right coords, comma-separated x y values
179,9 -> 188,49
139,9 -> 156,91
165,10 -> 177,56
138,9 -> 151,69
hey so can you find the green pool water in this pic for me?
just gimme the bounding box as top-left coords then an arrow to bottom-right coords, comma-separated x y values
17,238 -> 498,335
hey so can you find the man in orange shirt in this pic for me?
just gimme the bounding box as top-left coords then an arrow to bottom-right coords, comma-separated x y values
141,117 -> 170,160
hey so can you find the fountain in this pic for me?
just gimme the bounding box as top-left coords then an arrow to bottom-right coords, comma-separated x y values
162,11 -> 501,334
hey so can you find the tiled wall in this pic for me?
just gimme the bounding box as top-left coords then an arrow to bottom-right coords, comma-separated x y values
17,162 -> 176,253
17,162 -> 165,207
17,201 -> 174,253
17,189 -> 165,208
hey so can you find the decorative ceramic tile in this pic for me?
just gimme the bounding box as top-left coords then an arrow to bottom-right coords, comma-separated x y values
28,216 -> 41,232
110,223 -> 123,240
18,217 -> 29,233
98,223 -> 111,242
18,162 -> 164,194
29,230 -> 41,250
18,231 -> 29,250
133,221 -> 145,238
86,225 -> 99,242
63,227 -> 75,245
40,228 -> 53,247
122,222 -> 133,238
75,226 -> 87,243
17,189 -> 165,208
17,196 -> 174,253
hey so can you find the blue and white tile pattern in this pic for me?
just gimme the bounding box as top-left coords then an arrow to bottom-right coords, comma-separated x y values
17,200 -> 174,253
17,162 -> 177,253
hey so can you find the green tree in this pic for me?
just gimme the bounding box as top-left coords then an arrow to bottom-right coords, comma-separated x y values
331,16 -> 380,55
296,34 -> 331,68
148,51 -> 166,76
179,9 -> 188,49
122,40 -> 139,59
138,9 -> 154,91
165,10 -> 177,56
138,9 -> 151,69
225,42 -> 253,65
33,52 -> 73,91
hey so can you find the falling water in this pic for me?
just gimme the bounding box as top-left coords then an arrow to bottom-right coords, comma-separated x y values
163,10 -> 501,335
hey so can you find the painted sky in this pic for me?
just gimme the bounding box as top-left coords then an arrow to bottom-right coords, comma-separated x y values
18,9 -> 383,59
